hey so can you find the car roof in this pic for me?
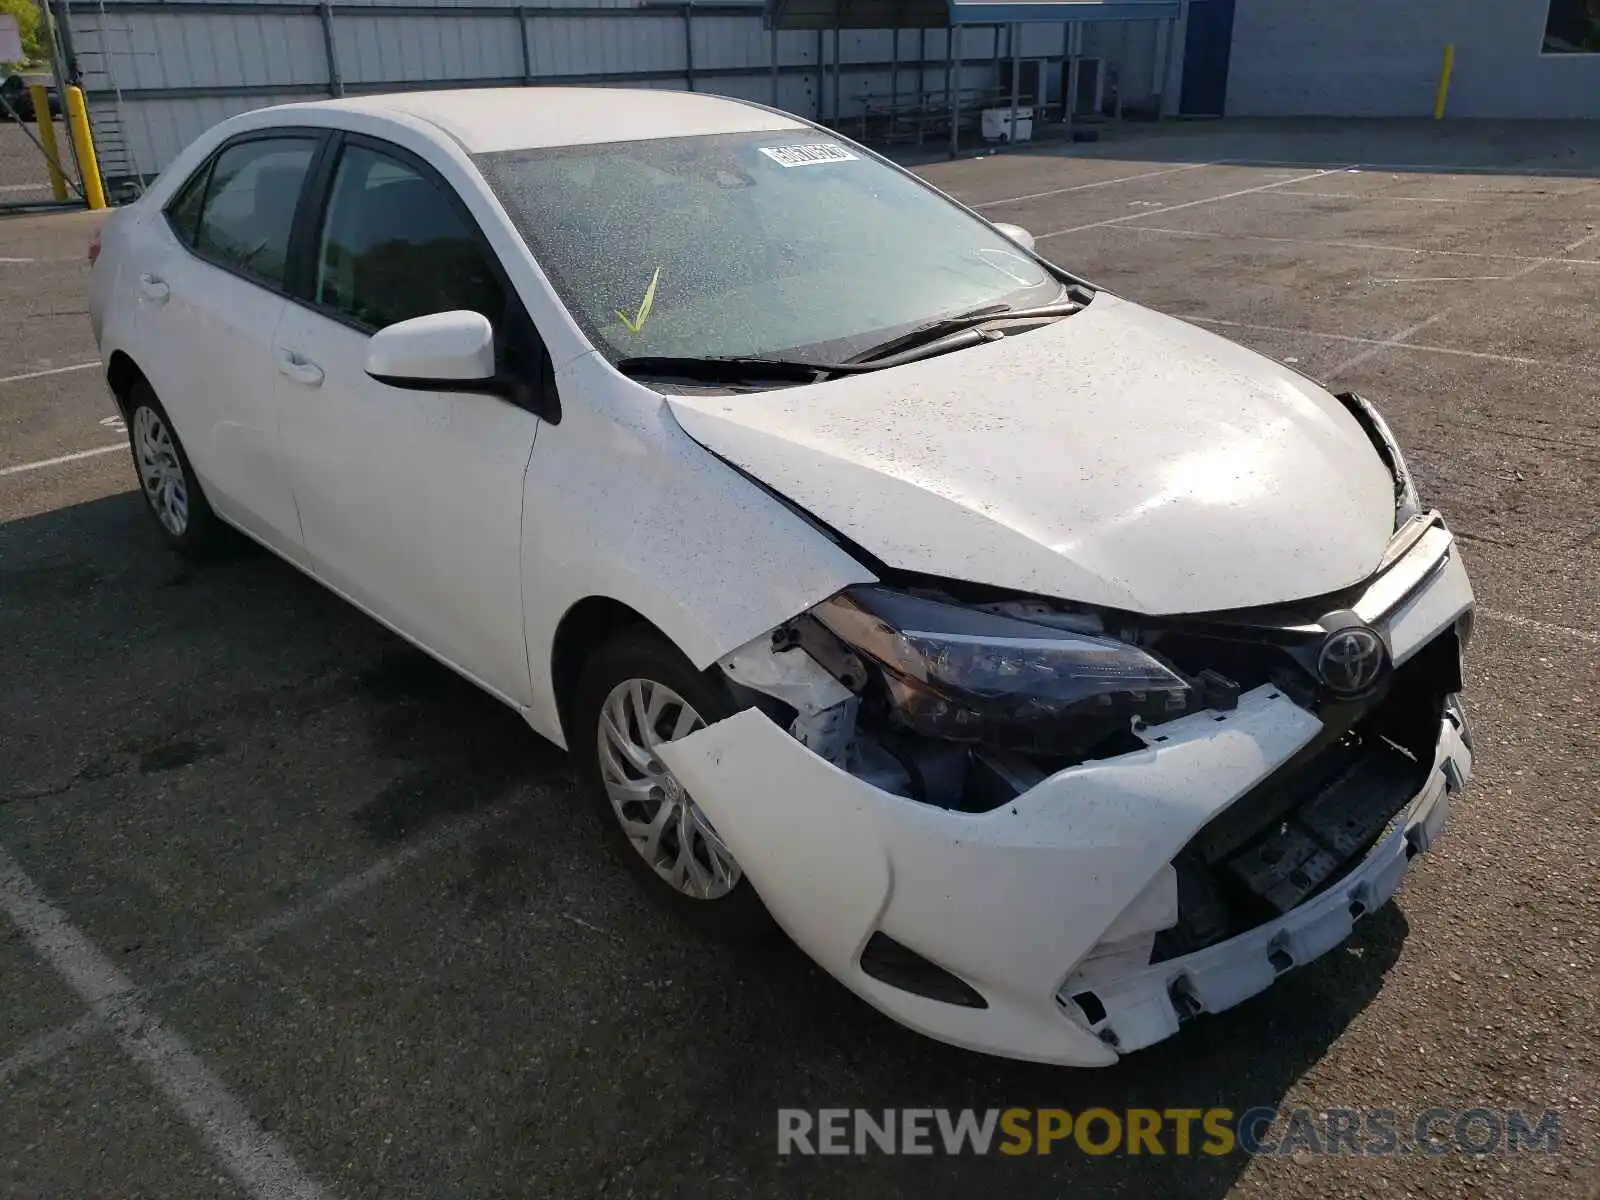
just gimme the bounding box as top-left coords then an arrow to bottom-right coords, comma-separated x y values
299,87 -> 809,154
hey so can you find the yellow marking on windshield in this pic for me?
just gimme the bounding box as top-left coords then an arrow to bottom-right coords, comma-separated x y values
616,266 -> 662,334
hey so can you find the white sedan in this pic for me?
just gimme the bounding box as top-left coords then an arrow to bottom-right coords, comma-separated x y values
89,87 -> 1475,1066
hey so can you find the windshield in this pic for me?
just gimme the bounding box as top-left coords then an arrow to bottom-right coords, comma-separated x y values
475,131 -> 1060,363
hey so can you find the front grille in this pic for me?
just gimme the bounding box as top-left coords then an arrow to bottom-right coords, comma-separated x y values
1151,627 -> 1460,962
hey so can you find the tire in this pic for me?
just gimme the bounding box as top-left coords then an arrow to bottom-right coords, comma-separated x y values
124,380 -> 234,559
572,626 -> 773,940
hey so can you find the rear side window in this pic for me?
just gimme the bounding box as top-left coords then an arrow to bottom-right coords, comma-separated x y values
192,137 -> 318,289
164,163 -> 210,246
313,143 -> 505,331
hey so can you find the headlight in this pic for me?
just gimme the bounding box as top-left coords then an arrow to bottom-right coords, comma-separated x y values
1341,392 -> 1422,527
810,587 -> 1191,754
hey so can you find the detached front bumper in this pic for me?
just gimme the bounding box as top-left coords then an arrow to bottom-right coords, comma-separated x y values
657,540 -> 1476,1067
661,691 -> 1470,1066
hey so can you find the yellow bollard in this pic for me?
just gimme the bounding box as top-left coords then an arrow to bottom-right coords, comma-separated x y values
64,85 -> 107,210
29,85 -> 69,202
1433,43 -> 1455,121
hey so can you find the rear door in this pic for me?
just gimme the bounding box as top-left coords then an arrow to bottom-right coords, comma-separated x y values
134,132 -> 324,561
274,135 -> 545,705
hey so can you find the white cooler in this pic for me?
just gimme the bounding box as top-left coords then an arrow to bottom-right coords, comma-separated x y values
981,106 -> 1034,143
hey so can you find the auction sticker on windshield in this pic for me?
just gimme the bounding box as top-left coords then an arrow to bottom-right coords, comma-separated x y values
758,144 -> 858,167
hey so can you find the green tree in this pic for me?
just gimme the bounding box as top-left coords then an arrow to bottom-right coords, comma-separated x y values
0,0 -> 45,68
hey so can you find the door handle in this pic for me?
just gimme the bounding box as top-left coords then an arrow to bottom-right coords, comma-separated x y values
137,273 -> 170,304
276,348 -> 325,388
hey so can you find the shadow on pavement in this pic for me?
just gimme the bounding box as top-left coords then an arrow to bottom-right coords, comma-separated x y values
1,490 -> 1415,1199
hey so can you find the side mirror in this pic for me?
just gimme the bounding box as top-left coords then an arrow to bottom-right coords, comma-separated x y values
991,222 -> 1036,253
365,310 -> 496,389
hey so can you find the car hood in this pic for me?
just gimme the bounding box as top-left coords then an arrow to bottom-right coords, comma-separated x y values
665,294 -> 1398,615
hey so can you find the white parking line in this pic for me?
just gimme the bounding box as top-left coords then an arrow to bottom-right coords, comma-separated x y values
1196,157 -> 1600,177
0,361 -> 98,385
1178,315 -> 1600,373
1327,226 -> 1600,378
1035,167 -> 1348,240
0,844 -> 332,1200
1268,190 -> 1481,203
971,161 -> 1216,209
0,443 -> 124,478
1480,608 -> 1600,646
0,796 -> 523,1086
1099,224 -> 1600,267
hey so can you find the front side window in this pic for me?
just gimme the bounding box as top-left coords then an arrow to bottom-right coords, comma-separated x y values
193,137 -> 318,289
474,131 -> 1060,364
314,144 -> 505,331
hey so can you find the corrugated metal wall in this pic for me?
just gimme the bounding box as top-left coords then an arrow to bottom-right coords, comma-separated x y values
60,0 -> 1167,186
1226,0 -> 1600,119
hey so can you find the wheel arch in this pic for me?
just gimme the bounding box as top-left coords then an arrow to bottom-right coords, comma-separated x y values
548,595 -> 671,747
105,350 -> 148,419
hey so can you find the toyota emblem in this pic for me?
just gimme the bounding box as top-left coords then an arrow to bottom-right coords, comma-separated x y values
1317,626 -> 1387,696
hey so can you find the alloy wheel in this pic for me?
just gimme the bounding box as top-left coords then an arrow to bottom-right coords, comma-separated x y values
132,406 -> 189,537
597,678 -> 741,900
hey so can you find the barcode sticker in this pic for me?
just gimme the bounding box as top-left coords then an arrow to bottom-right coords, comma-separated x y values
758,144 -> 859,168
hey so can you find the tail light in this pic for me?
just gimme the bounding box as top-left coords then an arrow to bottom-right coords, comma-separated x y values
88,228 -> 102,266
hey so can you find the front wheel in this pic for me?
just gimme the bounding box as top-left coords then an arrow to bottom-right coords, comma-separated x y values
572,627 -> 772,940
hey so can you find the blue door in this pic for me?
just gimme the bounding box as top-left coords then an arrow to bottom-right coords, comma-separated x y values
1179,0 -> 1236,116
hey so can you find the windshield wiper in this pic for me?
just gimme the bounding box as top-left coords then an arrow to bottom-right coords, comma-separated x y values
848,300 -> 1083,365
614,355 -> 869,383
615,298 -> 1085,385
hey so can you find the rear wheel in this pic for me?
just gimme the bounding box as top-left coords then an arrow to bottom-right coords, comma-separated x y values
572,627 -> 772,939
125,381 -> 232,558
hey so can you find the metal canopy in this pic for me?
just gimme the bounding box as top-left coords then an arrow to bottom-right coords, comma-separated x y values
946,0 -> 1176,26
765,0 -> 1176,30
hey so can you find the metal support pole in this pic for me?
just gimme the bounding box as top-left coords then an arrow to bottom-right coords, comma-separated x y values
1066,22 -> 1081,135
516,7 -> 531,85
770,24 -> 779,106
30,87 -> 69,201
318,1 -> 343,98
917,27 -> 927,143
1116,20 -> 1127,121
64,85 -> 105,209
683,1 -> 695,91
815,27 -> 824,119
947,24 -> 960,159
1153,16 -> 1172,119
1008,22 -> 1020,143
831,23 -> 840,126
889,29 -> 898,137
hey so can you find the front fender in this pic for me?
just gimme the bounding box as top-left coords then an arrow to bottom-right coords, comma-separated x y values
519,353 -> 873,745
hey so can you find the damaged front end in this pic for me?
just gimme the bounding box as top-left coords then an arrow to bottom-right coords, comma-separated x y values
659,514 -> 1476,1065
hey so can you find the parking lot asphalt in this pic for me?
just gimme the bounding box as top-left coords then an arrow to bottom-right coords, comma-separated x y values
1,118 -> 1597,1200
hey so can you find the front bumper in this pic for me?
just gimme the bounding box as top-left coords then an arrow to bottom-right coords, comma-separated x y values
657,542 -> 1476,1067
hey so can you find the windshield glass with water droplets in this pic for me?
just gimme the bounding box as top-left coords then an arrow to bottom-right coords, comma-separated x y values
475,132 -> 1059,364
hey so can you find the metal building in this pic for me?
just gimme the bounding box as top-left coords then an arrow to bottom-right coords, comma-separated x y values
1169,0 -> 1600,119
53,0 -> 1184,189
47,0 -> 1600,194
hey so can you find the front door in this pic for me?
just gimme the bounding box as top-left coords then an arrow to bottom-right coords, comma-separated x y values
275,137 -> 541,706
1179,0 -> 1237,117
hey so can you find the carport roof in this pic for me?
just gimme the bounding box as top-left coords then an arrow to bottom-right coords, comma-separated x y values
765,0 -> 1177,29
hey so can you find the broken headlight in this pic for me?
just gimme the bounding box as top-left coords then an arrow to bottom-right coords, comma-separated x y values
1341,392 -> 1422,527
810,587 -> 1191,754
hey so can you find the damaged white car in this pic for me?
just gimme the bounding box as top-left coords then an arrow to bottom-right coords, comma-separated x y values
90,88 -> 1474,1066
